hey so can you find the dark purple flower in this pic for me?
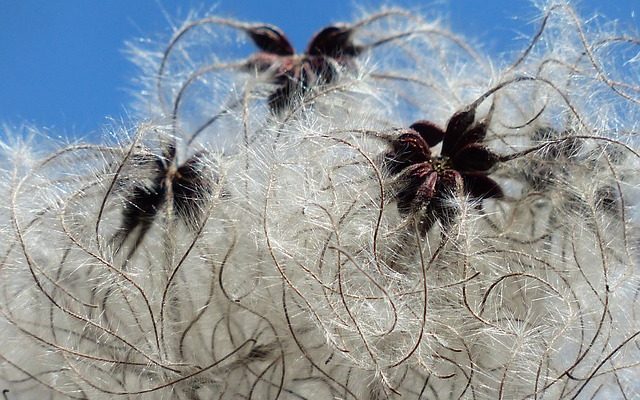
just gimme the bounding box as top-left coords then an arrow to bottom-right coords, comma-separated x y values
245,25 -> 361,112
113,144 -> 213,257
384,108 -> 503,234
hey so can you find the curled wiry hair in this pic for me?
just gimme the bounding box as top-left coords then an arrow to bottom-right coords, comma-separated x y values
2,1 -> 640,399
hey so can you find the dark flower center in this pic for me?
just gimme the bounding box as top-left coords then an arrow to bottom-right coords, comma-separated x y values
431,156 -> 452,173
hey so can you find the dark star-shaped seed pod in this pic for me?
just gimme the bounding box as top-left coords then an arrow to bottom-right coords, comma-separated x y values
384,108 -> 503,234
245,24 -> 362,113
113,144 -> 213,257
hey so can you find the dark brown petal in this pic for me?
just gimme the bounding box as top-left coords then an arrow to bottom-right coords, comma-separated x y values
409,120 -> 445,147
436,169 -> 464,197
248,26 -> 295,56
268,80 -> 297,113
173,177 -> 207,230
114,178 -> 166,254
407,162 -> 434,177
268,58 -> 333,113
395,181 -> 420,215
124,182 -> 165,224
302,57 -> 337,86
306,26 -> 361,59
427,197 -> 458,232
462,172 -> 504,199
394,132 -> 432,159
457,122 -> 487,148
453,144 -> 498,172
426,171 -> 463,233
442,108 -> 476,156
174,154 -> 213,230
414,171 -> 438,204
384,132 -> 432,175
395,164 -> 433,214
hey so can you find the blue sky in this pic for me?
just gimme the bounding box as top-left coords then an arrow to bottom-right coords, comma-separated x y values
0,1 -> 637,138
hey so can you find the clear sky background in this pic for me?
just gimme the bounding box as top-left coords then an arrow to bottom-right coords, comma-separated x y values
0,1 -> 637,139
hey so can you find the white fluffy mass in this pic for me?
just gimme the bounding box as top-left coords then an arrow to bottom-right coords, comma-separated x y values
1,1 -> 640,399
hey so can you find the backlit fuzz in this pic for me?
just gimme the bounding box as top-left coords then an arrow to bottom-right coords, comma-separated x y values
112,142 -> 213,257
3,3 -> 640,400
385,106 -> 502,234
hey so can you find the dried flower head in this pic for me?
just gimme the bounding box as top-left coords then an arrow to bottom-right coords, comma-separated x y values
112,141 -> 214,257
245,24 -> 361,112
2,2 -> 640,399
385,107 -> 503,234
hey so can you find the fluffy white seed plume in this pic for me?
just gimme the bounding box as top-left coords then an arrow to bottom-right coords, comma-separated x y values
2,1 -> 640,399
